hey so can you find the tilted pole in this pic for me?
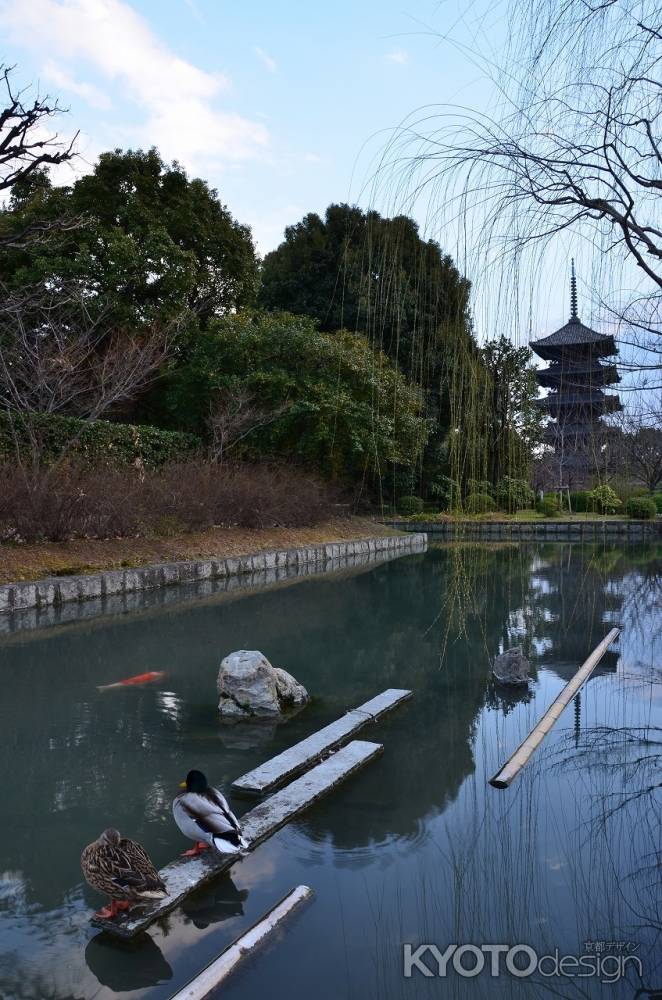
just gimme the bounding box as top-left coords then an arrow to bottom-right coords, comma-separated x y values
489,628 -> 621,789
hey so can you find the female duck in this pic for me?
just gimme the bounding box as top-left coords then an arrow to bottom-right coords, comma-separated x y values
81,827 -> 167,919
173,769 -> 248,857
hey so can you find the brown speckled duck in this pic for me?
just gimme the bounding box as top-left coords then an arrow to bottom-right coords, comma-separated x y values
81,827 -> 167,919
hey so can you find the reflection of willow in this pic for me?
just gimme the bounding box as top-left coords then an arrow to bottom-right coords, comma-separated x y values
429,542 -> 534,666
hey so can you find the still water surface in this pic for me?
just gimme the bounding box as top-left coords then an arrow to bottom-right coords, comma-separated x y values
0,542 -> 661,999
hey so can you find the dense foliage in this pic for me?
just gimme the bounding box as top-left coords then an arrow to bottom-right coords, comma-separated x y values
152,311 -> 426,487
397,495 -> 425,516
465,492 -> 496,514
495,476 -> 535,513
0,412 -> 200,468
2,149 -> 259,327
586,485 -> 622,515
625,496 -> 657,520
258,203 -> 478,495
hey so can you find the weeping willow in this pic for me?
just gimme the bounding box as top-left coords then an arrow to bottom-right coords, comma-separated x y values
344,0 -> 662,504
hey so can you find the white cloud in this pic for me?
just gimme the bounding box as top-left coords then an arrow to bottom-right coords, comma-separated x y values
386,49 -> 409,65
253,46 -> 277,72
304,152 -> 321,163
0,0 -> 268,170
42,59 -> 112,110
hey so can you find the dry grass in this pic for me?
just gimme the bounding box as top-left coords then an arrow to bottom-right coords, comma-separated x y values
0,516 -> 400,584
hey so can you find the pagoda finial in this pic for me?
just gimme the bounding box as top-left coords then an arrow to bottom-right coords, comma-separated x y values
570,258 -> 578,320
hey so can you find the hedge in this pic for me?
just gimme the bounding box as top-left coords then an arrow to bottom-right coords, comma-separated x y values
0,412 -> 201,469
625,496 -> 657,520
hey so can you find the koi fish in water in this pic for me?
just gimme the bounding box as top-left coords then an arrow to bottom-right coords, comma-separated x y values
97,670 -> 165,692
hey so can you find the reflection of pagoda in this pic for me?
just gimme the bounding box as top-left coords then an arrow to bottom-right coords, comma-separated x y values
531,263 -> 622,486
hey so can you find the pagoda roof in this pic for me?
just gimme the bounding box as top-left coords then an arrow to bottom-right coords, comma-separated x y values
537,363 -> 620,388
537,392 -> 622,414
531,317 -> 617,360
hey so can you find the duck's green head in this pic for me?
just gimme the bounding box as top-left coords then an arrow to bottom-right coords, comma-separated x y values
180,769 -> 208,793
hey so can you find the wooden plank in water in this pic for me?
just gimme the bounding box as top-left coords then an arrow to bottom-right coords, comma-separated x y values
232,688 -> 412,796
170,885 -> 313,999
92,740 -> 382,938
489,628 -> 621,789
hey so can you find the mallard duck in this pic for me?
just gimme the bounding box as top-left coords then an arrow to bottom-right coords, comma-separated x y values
173,769 -> 248,857
81,827 -> 167,919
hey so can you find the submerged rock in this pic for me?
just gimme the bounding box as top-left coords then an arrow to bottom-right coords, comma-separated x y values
492,646 -> 530,686
217,649 -> 310,719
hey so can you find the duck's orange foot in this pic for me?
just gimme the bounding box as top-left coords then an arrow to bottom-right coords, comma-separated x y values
181,841 -> 209,857
95,899 -> 131,919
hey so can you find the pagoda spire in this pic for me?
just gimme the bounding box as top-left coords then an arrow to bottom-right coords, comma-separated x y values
570,258 -> 578,321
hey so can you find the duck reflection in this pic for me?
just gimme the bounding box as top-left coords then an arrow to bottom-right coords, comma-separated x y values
181,873 -> 248,929
85,932 -> 172,991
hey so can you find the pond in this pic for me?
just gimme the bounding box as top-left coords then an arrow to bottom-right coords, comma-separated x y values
0,541 -> 660,999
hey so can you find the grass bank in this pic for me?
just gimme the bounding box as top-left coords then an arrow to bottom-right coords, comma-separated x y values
0,517 -> 401,585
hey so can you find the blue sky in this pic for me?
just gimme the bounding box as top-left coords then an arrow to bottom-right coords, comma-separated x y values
2,0 -> 629,355
0,0 -> 498,251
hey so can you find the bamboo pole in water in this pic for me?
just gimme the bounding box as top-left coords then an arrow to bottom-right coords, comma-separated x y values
489,627 -> 621,789
169,886 -> 313,999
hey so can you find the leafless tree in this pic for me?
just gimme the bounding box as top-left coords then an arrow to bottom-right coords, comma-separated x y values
380,0 -> 662,383
0,64 -> 81,248
613,413 -> 662,491
0,282 -> 170,466
208,387 -> 289,464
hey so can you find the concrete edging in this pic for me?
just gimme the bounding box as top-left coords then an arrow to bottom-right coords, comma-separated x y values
0,532 -> 428,616
385,519 -> 661,539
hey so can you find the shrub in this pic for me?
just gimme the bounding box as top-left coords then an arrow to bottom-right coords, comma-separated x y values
429,476 -> 461,509
569,490 -> 591,513
495,476 -> 535,512
536,494 -> 561,517
625,496 -> 657,520
0,461 -> 334,543
653,493 -> 662,514
466,478 -> 493,498
586,484 -> 622,515
397,495 -> 424,516
0,412 -> 200,469
465,492 -> 496,514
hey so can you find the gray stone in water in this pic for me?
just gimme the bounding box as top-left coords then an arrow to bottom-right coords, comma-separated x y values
218,649 -> 310,719
493,646 -> 530,686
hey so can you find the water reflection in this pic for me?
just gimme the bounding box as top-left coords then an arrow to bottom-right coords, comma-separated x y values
85,933 -> 172,991
0,541 -> 659,999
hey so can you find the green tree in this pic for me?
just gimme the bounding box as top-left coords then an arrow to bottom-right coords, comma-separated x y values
480,336 -> 542,484
154,310 -> 427,487
1,148 -> 258,326
258,203 -> 476,493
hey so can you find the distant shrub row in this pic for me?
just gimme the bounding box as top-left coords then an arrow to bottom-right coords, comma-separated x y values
398,481 -> 660,519
0,412 -> 201,469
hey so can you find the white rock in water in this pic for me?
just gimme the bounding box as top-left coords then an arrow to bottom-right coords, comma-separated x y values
217,650 -> 310,719
492,646 -> 530,686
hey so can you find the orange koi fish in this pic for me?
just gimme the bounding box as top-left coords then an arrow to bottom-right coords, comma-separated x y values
97,670 -> 165,692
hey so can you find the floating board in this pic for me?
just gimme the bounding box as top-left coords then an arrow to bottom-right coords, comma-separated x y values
92,740 -> 383,938
232,688 -> 412,796
169,885 -> 313,999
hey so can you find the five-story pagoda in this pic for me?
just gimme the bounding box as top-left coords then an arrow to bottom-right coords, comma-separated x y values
531,263 -> 622,485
